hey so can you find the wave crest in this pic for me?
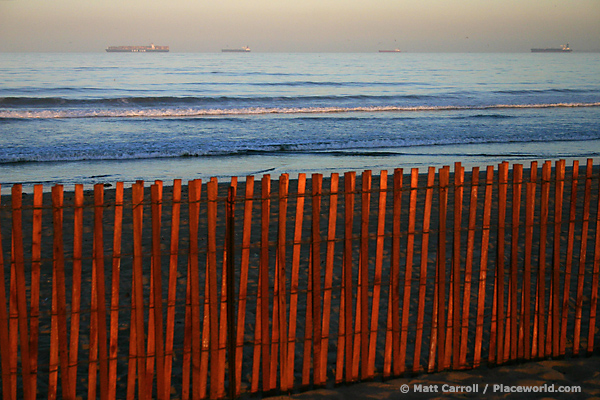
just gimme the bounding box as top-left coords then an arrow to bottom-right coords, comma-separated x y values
2,102 -> 599,119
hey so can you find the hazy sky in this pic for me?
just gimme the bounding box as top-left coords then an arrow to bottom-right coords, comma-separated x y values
1,0 -> 598,52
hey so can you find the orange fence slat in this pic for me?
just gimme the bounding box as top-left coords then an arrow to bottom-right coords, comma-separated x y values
473,165 -> 494,368
560,161 -> 578,355
451,163 -> 464,370
311,173 -> 323,385
52,185 -> 73,399
367,170 -> 386,379
343,171 -> 356,383
236,176 -> 254,395
28,185 -> 42,398
523,176 -> 535,361
459,167 -> 478,368
510,164 -> 523,361
574,160 -> 592,355
400,169 -> 418,374
260,175 -> 272,392
131,182 -> 148,400
108,182 -> 124,399
321,173 -> 339,384
539,161 -> 552,358
358,170 -> 371,380
151,183 -> 166,399
206,179 -> 220,399
164,180 -> 181,399
0,185 -> 13,399
588,163 -> 600,354
287,174 -> 305,387
413,167 -> 434,374
384,168 -> 402,377
436,166 -> 449,372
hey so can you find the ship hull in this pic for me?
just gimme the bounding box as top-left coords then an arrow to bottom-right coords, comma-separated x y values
222,47 -> 251,53
531,49 -> 572,53
106,45 -> 169,53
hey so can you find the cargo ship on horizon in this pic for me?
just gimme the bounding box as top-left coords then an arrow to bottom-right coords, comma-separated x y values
222,46 -> 251,53
531,44 -> 572,53
106,44 -> 169,53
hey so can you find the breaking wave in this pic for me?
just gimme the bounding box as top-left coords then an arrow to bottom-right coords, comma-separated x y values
1,102 -> 599,119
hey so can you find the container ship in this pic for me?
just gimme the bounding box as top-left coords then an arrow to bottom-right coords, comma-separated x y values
531,44 -> 572,53
378,49 -> 401,53
106,44 -> 169,53
222,46 -> 251,53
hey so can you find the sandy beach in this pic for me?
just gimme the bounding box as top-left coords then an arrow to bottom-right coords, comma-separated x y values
268,355 -> 600,399
1,162 -> 600,398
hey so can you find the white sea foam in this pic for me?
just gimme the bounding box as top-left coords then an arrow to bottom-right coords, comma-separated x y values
1,102 -> 599,119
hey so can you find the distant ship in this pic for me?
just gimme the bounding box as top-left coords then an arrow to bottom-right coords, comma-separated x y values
531,44 -> 572,53
222,46 -> 251,53
106,44 -> 169,53
379,49 -> 401,53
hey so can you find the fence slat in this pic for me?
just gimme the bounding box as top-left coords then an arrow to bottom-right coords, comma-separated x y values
588,163 -> 600,354
28,185 -> 42,398
522,168 -> 536,361
451,163 -> 464,369
552,160 -> 565,357
343,171 -> 356,382
0,185 -> 14,399
413,167 -> 434,374
494,162 -> 508,365
400,169 -> 418,373
573,160 -> 592,355
436,166 -> 449,371
185,179 -> 202,400
276,174 -> 288,390
199,181 -> 212,399
164,180 -> 181,399
226,183 -> 237,399
321,173 -> 339,384
95,185 -> 110,399
259,175 -> 272,391
536,162 -> 551,359
108,182 -> 124,399
311,174 -> 323,385
131,182 -> 148,400
474,165 -> 494,368
560,161 -> 578,356
384,168 -> 402,377
367,171 -> 387,378
11,185 -> 33,400
302,245 -> 313,387
182,183 -> 192,399
151,183 -> 166,399
510,165 -> 523,361
235,176 -> 254,395
206,179 -> 220,399
51,185 -> 73,399
287,174 -> 305,387
459,167 -> 479,368
355,170 -> 371,379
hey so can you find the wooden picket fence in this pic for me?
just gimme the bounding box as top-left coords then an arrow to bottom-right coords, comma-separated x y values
0,159 -> 599,399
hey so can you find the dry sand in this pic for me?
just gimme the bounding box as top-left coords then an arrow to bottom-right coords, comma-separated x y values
2,163 -> 599,398
268,356 -> 600,399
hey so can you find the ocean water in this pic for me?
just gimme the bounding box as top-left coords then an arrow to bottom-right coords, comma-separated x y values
1,52 -> 599,191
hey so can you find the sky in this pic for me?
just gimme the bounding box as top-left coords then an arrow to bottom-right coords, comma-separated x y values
1,0 -> 599,53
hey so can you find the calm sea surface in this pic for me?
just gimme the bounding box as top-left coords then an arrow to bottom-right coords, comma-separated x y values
1,52 -> 599,191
